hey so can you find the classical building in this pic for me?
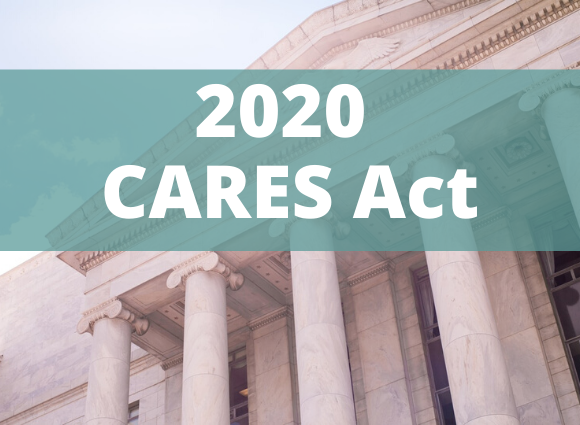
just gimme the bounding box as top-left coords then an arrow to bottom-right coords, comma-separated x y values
2,0 -> 580,425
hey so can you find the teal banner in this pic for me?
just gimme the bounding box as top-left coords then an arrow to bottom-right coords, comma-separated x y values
1,70 -> 579,251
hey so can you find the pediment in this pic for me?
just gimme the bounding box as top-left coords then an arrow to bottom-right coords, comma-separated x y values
250,0 -> 575,71
48,0 -> 579,253
249,0 -> 494,70
320,37 -> 401,69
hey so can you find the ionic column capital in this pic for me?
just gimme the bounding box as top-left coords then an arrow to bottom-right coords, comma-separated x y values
268,209 -> 351,241
390,133 -> 474,180
77,298 -> 149,336
166,251 -> 244,291
519,70 -> 580,112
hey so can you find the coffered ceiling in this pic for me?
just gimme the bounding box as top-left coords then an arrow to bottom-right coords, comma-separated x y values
120,249 -> 406,360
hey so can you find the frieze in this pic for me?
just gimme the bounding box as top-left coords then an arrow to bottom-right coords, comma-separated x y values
321,38 -> 400,70
280,0 -> 489,70
472,207 -> 512,231
345,260 -> 395,287
248,306 -> 294,331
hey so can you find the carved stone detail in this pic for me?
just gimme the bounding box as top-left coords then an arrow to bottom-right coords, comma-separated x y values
248,306 -> 293,331
78,251 -> 123,272
390,133 -> 475,180
322,38 -> 400,70
77,298 -> 150,336
519,71 -> 580,112
161,354 -> 184,371
304,0 -> 487,70
345,260 -> 396,287
472,207 -> 512,231
166,251 -> 244,291
439,0 -> 580,70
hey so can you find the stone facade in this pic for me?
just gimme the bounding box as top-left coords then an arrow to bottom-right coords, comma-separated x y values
3,0 -> 580,424
1,249 -> 579,425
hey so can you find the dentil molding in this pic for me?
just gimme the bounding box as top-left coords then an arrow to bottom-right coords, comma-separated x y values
519,70 -> 580,112
78,251 -> 123,272
345,260 -> 396,287
248,306 -> 294,331
438,0 -> 580,70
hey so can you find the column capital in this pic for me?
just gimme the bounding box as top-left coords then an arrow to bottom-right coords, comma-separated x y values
77,298 -> 149,336
390,133 -> 474,180
268,210 -> 350,241
166,251 -> 244,291
519,70 -> 580,112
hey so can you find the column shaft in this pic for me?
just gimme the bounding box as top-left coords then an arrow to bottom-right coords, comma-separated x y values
542,87 -> 580,226
84,317 -> 132,425
426,251 -> 519,425
290,219 -> 356,425
182,271 -> 230,425
414,155 -> 519,425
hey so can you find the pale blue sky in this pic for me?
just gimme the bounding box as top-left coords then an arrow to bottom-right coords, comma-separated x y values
0,0 -> 336,69
0,0 -> 335,275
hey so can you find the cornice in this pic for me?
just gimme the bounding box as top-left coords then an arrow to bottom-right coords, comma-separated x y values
166,251 -> 244,291
77,297 -> 150,336
249,0 -> 488,70
345,260 -> 396,287
78,251 -> 123,272
309,0 -> 488,70
472,207 -> 512,231
248,306 -> 294,331
161,353 -> 184,371
436,0 -> 580,70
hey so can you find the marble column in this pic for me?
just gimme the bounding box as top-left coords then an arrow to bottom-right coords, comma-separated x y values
166,252 -> 244,425
289,218 -> 356,425
412,154 -> 519,425
519,74 -> 580,229
77,299 -> 150,425
541,87 -> 580,226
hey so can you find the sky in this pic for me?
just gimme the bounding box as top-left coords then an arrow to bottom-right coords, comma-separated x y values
0,0 -> 336,275
0,0 -> 336,69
